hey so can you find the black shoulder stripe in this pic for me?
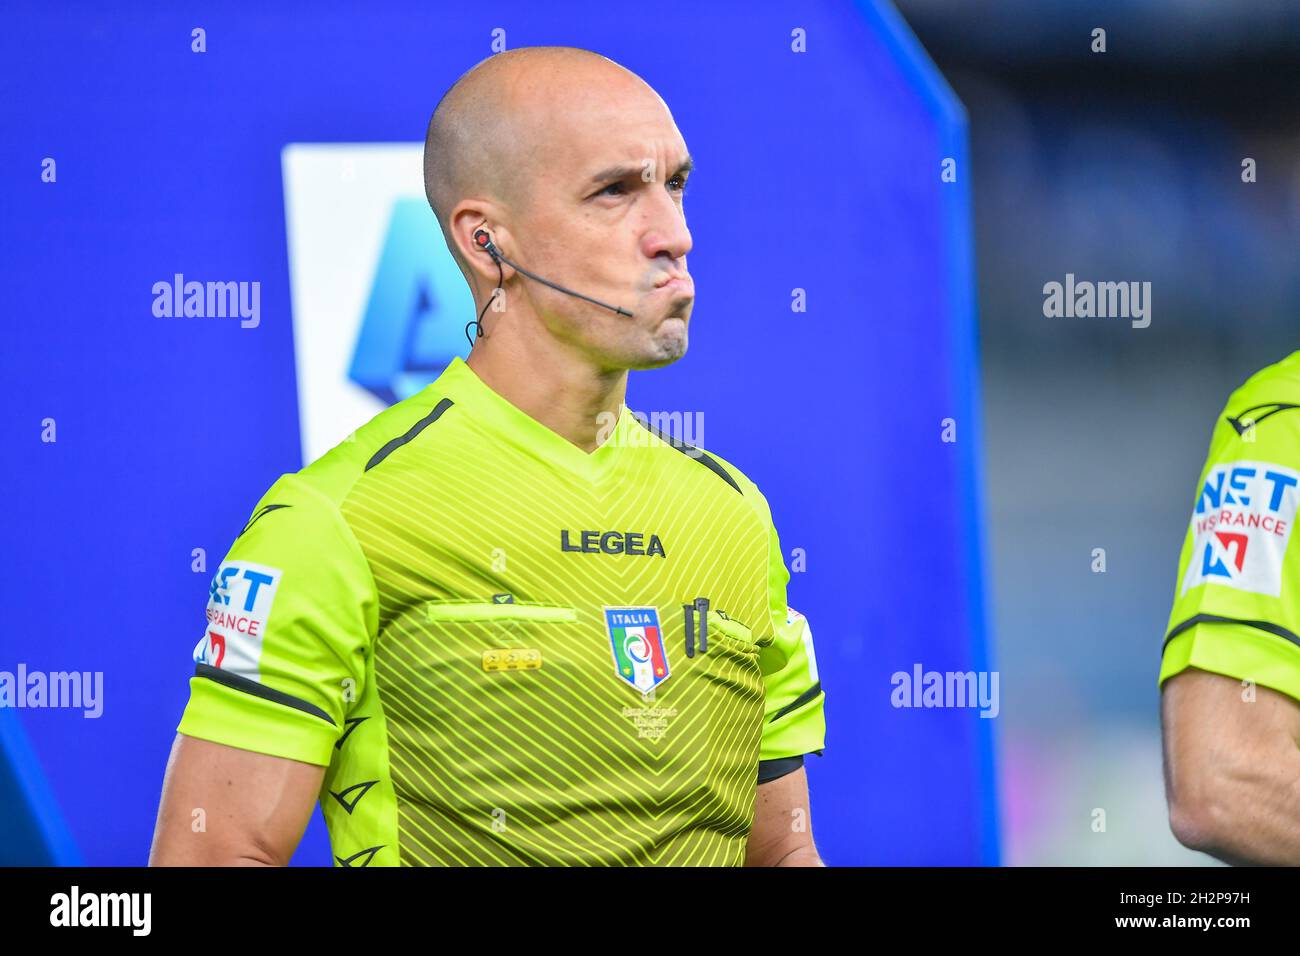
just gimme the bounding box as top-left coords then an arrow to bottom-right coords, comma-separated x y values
365,397 -> 455,471
769,681 -> 823,723
1226,402 -> 1299,436
237,503 -> 291,539
1164,613 -> 1300,651
757,754 -> 804,784
194,663 -> 336,726
633,416 -> 743,496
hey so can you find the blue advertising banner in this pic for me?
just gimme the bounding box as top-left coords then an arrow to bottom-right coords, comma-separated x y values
0,0 -> 993,865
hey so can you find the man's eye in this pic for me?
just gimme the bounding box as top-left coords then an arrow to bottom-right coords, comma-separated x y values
599,182 -> 625,197
668,176 -> 689,193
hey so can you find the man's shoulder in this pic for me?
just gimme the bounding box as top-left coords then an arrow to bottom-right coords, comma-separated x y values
626,412 -> 772,517
1207,350 -> 1300,453
1226,350 -> 1300,414
294,386 -> 458,508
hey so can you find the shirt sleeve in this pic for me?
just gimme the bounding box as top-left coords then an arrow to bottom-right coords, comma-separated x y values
177,472 -> 378,767
1159,395 -> 1300,703
760,606 -> 826,763
756,510 -> 826,763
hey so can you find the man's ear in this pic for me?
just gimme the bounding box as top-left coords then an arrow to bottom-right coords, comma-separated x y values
450,202 -> 514,286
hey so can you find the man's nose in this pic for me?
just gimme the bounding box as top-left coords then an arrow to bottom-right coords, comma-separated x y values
641,189 -> 692,263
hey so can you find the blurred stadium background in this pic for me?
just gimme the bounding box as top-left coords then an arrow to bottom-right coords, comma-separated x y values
894,0 -> 1300,863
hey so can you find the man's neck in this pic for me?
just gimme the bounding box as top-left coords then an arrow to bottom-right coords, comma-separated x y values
465,336 -> 628,455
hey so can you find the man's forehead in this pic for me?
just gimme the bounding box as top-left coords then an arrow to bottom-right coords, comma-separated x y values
504,73 -> 687,183
553,115 -> 690,178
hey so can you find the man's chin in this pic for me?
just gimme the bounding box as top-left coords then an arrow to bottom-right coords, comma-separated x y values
652,314 -> 689,363
623,318 -> 688,370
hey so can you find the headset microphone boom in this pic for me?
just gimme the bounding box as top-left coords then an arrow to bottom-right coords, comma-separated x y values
465,228 -> 636,348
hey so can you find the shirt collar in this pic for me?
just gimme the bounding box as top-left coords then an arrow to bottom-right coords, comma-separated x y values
432,356 -> 633,482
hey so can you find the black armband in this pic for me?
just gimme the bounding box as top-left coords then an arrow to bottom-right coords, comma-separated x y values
757,754 -> 805,784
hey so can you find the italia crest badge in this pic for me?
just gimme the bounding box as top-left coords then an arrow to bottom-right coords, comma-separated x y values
605,606 -> 669,693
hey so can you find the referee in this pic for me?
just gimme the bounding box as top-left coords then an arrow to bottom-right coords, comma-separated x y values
150,46 -> 826,867
1160,350 -> 1300,864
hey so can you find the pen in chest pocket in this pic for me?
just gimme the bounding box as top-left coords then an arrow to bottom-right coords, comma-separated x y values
682,597 -> 710,657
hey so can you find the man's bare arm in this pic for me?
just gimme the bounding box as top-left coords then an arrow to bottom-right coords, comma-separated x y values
745,764 -> 824,866
149,732 -> 324,866
1162,666 -> 1300,865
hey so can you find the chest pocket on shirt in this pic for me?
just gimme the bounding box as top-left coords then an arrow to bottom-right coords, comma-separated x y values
422,600 -> 577,673
700,610 -> 769,657
423,600 -> 578,624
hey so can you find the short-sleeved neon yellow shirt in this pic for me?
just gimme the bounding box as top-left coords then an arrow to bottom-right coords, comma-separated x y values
1160,351 -> 1300,703
178,356 -> 826,866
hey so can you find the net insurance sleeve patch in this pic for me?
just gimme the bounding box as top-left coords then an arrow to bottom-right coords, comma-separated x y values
193,561 -> 283,680
1179,461 -> 1300,599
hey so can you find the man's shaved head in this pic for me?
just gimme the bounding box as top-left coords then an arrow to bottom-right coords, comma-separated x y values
424,47 -> 655,256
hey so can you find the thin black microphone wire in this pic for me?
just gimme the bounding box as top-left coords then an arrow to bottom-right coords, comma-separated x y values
465,238 -> 636,350
464,257 -> 504,349
488,246 -> 635,318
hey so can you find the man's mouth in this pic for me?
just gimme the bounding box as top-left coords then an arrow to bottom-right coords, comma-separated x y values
653,273 -> 692,292
650,274 -> 691,297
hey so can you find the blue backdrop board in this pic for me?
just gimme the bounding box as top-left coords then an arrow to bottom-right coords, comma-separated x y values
0,0 -> 994,865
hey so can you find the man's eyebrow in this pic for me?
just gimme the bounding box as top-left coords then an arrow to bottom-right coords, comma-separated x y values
586,155 -> 695,185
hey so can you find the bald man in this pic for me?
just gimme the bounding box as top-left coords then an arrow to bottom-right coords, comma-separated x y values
150,46 -> 827,867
